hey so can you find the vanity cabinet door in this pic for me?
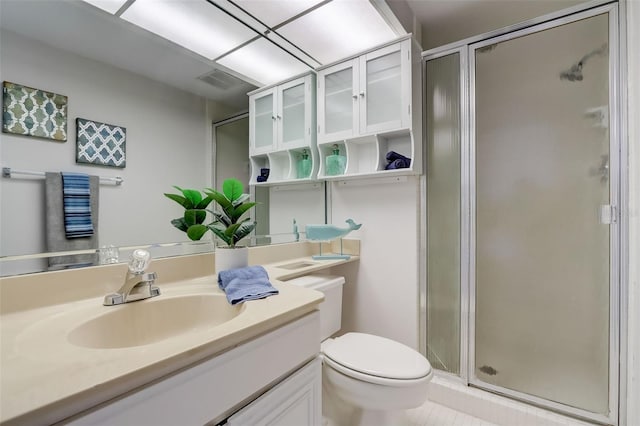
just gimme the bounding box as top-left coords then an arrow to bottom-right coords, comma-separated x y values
317,59 -> 359,144
227,358 -> 322,426
250,88 -> 278,155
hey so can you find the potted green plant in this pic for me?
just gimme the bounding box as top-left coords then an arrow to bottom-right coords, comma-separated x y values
204,178 -> 257,271
165,178 -> 256,270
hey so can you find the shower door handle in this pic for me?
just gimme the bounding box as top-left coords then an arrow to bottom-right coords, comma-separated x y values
599,204 -> 616,224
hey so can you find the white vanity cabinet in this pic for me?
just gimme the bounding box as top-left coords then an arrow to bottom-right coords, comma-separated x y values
249,73 -> 317,185
65,312 -> 321,426
227,358 -> 321,426
316,36 -> 422,179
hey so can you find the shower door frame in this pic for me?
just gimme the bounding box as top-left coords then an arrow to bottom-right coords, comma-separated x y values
421,1 -> 627,424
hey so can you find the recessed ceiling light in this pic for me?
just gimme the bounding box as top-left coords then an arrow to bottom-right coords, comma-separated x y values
217,38 -> 311,86
120,0 -> 257,60
277,0 -> 400,64
82,0 -> 128,14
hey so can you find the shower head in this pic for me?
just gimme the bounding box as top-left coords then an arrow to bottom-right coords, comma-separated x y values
560,62 -> 583,81
560,43 -> 607,82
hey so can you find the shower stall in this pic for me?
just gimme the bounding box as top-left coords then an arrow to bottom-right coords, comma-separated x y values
422,2 -> 624,424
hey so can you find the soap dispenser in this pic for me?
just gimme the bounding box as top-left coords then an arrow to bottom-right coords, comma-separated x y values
297,149 -> 312,179
325,144 -> 346,176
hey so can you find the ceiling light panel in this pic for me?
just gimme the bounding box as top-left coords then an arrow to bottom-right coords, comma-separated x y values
277,0 -> 399,65
120,0 -> 257,60
217,38 -> 311,86
82,0 -> 128,14
235,0 -> 325,27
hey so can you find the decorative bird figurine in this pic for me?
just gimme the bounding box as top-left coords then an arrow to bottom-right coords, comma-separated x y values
306,219 -> 362,241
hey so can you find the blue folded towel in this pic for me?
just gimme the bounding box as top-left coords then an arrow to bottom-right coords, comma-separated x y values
218,265 -> 279,305
61,172 -> 94,238
385,151 -> 411,170
385,158 -> 410,170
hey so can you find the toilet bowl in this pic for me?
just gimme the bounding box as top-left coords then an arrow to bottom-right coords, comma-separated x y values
287,275 -> 433,426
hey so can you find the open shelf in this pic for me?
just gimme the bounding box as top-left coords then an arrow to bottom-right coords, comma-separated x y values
250,146 -> 319,185
317,128 -> 416,180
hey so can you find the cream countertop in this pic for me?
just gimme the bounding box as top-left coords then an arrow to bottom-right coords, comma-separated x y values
0,247 -> 359,426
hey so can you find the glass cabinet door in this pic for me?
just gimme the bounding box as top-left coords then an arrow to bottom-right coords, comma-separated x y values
251,90 -> 276,154
279,79 -> 306,148
318,60 -> 357,143
360,42 -> 405,134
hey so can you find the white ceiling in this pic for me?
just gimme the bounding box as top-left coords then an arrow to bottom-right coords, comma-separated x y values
0,0 -> 405,112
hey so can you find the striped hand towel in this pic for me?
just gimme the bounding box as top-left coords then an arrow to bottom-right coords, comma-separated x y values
61,172 -> 94,238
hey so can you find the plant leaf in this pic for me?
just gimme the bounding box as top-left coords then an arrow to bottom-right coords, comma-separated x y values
186,224 -> 208,240
208,225 -> 232,246
210,211 -> 232,227
222,178 -> 244,202
184,209 -> 206,226
233,221 -> 256,244
164,193 -> 190,209
195,194 -> 215,209
231,202 -> 257,221
203,189 -> 232,211
170,217 -> 189,232
232,193 -> 250,207
224,222 -> 242,237
181,188 -> 202,207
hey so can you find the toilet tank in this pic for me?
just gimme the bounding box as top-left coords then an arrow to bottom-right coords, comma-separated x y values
285,275 -> 345,340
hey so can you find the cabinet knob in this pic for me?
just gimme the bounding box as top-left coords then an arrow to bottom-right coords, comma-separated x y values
271,116 -> 276,121
277,115 -> 282,120
359,92 -> 365,97
352,94 -> 358,100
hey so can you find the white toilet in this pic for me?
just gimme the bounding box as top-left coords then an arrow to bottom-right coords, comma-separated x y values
288,275 -> 433,426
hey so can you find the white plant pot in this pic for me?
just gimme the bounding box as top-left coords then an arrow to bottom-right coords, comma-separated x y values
215,246 -> 249,273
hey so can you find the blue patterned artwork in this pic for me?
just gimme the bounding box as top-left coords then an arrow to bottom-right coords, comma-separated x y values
76,118 -> 126,168
2,81 -> 68,141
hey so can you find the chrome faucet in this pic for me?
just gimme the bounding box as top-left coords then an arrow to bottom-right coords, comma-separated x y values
103,249 -> 160,306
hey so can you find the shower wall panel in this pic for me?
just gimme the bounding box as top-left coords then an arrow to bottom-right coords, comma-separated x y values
426,53 -> 462,375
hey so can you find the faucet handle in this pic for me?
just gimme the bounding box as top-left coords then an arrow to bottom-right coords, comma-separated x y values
129,249 -> 150,273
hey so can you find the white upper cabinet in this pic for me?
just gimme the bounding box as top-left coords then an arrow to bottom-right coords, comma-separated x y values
249,73 -> 317,185
278,78 -> 312,149
318,39 -> 411,144
318,60 -> 357,142
316,36 -> 421,180
250,88 -> 278,155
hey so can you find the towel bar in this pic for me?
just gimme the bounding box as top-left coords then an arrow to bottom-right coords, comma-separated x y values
2,167 -> 123,185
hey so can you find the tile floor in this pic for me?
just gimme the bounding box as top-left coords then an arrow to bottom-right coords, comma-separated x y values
406,400 -> 498,426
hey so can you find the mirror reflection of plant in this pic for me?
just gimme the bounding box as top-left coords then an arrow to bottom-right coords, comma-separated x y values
164,187 -> 216,240
164,179 -> 256,245
204,178 -> 256,248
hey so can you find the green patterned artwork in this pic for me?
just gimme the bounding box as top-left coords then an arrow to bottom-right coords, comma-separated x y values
2,81 -> 67,141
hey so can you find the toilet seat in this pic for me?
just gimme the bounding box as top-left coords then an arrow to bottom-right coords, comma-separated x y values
322,333 -> 432,387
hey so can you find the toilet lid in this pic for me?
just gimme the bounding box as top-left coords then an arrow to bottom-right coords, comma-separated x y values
322,333 -> 431,380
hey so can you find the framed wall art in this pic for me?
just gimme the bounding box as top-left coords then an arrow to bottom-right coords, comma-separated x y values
76,118 -> 126,168
2,81 -> 68,142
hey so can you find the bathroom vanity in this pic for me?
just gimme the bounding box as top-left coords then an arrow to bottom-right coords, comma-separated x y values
0,241 -> 359,426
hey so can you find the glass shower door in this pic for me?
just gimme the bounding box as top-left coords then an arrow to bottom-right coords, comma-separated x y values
473,12 -> 612,416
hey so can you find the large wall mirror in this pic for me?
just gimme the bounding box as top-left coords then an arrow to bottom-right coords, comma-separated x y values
0,1 -> 326,276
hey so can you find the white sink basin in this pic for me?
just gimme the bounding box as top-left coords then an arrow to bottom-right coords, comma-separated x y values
67,294 -> 245,349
